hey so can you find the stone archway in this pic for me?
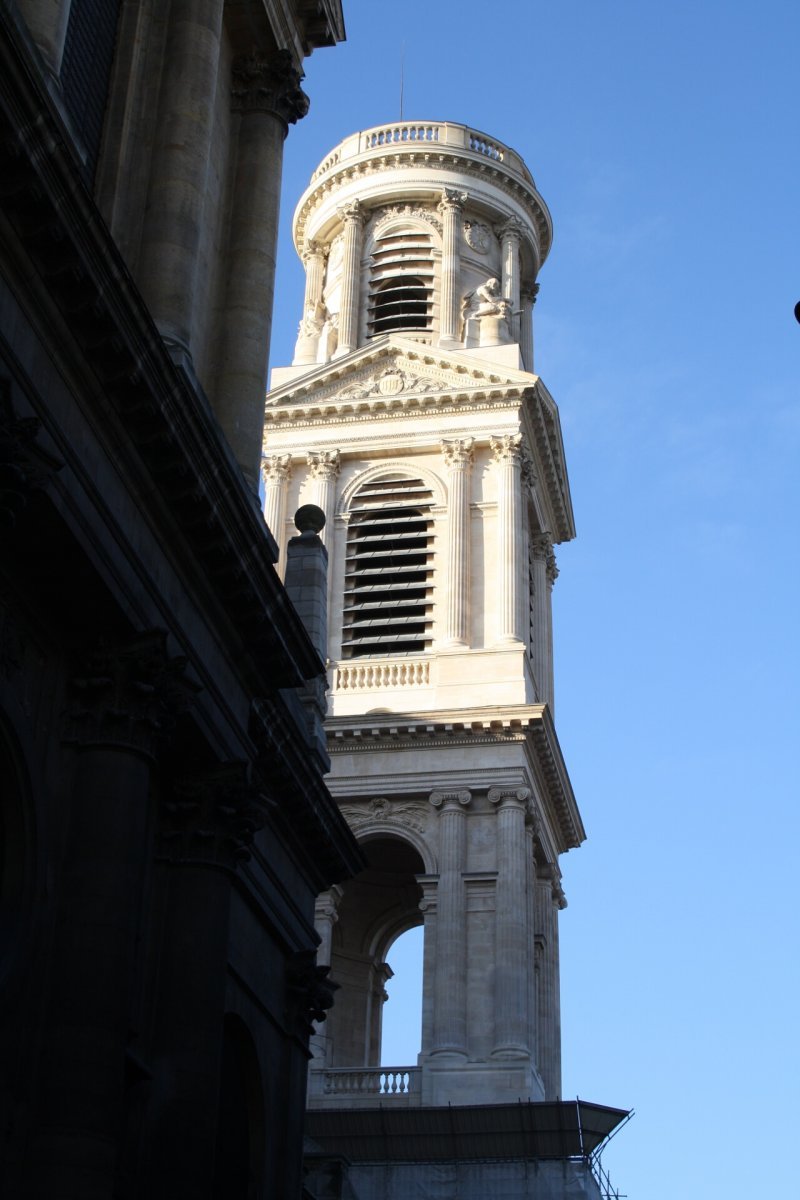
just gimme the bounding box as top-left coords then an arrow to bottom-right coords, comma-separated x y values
325,834 -> 425,1070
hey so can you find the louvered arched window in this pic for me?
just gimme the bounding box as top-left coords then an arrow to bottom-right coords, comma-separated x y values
367,227 -> 435,337
342,477 -> 435,658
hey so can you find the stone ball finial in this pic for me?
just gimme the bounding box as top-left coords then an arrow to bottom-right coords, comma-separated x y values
294,504 -> 326,535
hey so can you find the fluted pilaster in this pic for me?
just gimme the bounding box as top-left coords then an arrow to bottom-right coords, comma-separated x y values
429,789 -> 471,1055
437,188 -> 467,346
491,434 -> 524,643
520,282 -> 539,372
489,787 -> 531,1056
441,438 -> 474,645
261,453 -> 291,571
535,863 -> 566,1098
497,216 -> 526,342
335,200 -> 367,356
307,449 -> 341,548
293,240 -> 327,364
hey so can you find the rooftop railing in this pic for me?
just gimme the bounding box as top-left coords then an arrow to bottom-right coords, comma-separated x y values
309,122 -> 533,186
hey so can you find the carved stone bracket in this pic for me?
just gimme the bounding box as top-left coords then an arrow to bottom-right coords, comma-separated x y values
520,452 -> 537,488
231,48 -> 309,126
159,761 -> 271,869
307,448 -> 341,482
65,631 -> 199,759
429,789 -> 472,810
286,948 -> 339,1037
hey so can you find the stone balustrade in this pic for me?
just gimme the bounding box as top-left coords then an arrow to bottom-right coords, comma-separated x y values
305,122 -> 533,186
321,1067 -> 420,1100
332,658 -> 431,692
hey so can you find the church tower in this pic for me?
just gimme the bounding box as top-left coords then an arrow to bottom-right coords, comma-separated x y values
264,123 -> 626,1191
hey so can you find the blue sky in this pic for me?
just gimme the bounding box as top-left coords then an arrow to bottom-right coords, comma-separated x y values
269,4 -> 799,1197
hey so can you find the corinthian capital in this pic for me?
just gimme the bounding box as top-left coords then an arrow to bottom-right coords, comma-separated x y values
260,453 -> 292,485
307,448 -> 341,481
336,199 -> 367,226
495,215 -> 527,243
438,188 -> 468,214
440,437 -> 474,469
231,49 -> 309,125
490,433 -> 523,464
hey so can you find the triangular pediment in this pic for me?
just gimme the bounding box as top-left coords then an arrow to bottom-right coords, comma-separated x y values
265,336 -> 538,416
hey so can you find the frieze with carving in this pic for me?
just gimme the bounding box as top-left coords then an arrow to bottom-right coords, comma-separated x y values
371,203 -> 442,238
339,797 -> 427,834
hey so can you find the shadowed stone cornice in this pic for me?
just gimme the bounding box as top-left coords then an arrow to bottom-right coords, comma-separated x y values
326,703 -> 584,851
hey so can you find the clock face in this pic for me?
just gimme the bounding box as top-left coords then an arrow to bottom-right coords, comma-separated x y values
464,221 -> 491,254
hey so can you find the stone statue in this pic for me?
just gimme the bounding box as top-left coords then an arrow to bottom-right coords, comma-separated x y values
460,277 -> 512,342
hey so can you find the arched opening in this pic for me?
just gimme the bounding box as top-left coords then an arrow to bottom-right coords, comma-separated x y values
326,836 -> 424,1068
213,1017 -> 264,1200
367,226 -> 435,337
380,925 -> 424,1066
342,476 -> 435,658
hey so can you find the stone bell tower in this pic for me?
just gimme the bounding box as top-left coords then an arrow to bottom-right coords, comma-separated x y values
264,126 -> 615,1167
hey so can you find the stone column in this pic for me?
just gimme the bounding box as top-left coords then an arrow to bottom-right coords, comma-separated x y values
334,200 -> 366,357
535,864 -> 566,1099
530,532 -> 551,705
261,452 -> 292,572
491,433 -> 524,643
293,241 -> 328,364
146,764 -> 270,1198
31,634 -> 194,1198
428,790 -> 471,1056
215,50 -> 309,489
17,0 -> 72,75
307,450 -> 341,549
497,217 -> 526,343
525,811 -> 539,1068
418,878 -> 438,1056
440,438 -> 474,646
489,787 -> 531,1057
137,0 -> 225,358
437,188 -> 467,346
520,282 -> 539,372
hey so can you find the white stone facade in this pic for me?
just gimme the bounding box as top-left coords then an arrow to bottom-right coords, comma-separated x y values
264,122 -> 582,1111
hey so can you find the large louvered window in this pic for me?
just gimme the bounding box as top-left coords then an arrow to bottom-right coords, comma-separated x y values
343,477 -> 435,658
367,229 -> 435,336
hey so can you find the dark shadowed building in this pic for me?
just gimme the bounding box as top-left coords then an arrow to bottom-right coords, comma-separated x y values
0,2 -> 362,1196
